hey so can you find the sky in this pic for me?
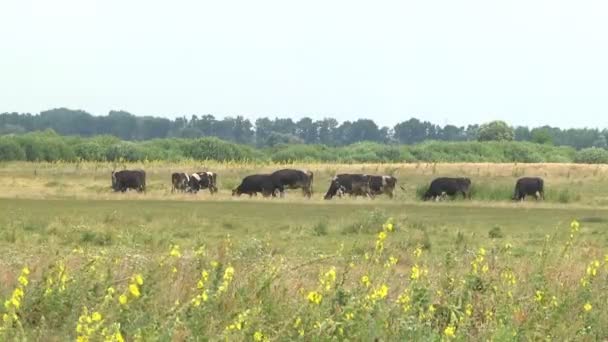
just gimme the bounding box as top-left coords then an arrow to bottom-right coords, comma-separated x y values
1,0 -> 607,129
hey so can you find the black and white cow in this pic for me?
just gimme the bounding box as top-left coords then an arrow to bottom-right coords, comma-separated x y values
324,174 -> 372,199
270,169 -> 314,198
423,177 -> 471,201
512,177 -> 544,201
369,175 -> 398,198
188,171 -> 218,194
171,172 -> 190,193
112,169 -> 146,193
232,174 -> 283,197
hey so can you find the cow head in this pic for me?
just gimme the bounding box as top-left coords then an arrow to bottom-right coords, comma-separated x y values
231,188 -> 241,196
111,171 -> 118,191
324,179 -> 341,200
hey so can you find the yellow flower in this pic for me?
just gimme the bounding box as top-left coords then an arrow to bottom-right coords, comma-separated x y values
411,264 -> 426,280
119,294 -> 128,305
18,275 -> 28,287
534,290 -> 543,303
253,331 -> 266,341
370,284 -> 389,301
133,274 -> 144,286
224,266 -> 235,282
584,302 -> 592,312
570,220 -> 580,232
129,284 -> 141,298
444,325 -> 456,337
361,275 -> 371,288
465,303 -> 473,317
307,291 -> 323,305
91,312 -> 102,322
413,246 -> 423,258
22,267 -> 30,276
169,245 -> 181,258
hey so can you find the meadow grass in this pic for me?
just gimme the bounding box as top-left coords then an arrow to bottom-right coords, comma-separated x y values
1,162 -> 608,340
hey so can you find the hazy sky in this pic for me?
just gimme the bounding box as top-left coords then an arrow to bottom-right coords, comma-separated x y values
1,0 -> 607,128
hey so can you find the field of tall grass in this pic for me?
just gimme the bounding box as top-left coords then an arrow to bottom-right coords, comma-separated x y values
1,161 -> 608,205
1,161 -> 608,340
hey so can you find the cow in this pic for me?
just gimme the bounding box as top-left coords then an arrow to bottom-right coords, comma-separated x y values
171,172 -> 190,193
423,177 -> 471,201
368,175 -> 398,198
324,174 -> 372,200
111,169 -> 146,193
232,174 -> 283,197
188,171 -> 218,194
512,177 -> 544,201
270,169 -> 314,198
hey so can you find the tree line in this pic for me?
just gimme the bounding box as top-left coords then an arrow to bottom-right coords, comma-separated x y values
1,108 -> 607,149
2,129 -> 608,164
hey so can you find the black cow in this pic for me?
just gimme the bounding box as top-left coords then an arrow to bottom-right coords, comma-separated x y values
513,177 -> 544,201
270,169 -> 314,198
171,172 -> 190,193
232,174 -> 283,197
423,177 -> 471,201
188,171 -> 218,194
324,174 -> 372,199
368,175 -> 398,198
112,169 -> 146,193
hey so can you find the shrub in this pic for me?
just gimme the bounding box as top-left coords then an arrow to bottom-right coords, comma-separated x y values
573,147 -> 608,164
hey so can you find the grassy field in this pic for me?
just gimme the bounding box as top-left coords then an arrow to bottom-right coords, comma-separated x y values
1,161 -> 608,340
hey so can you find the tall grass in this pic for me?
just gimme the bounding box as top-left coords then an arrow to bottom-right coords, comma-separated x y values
1,218 -> 606,340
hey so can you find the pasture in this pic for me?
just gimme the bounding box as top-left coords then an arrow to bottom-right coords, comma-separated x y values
1,161 -> 608,340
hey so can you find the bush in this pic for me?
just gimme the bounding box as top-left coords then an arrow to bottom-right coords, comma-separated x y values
573,147 -> 608,164
0,137 -> 26,161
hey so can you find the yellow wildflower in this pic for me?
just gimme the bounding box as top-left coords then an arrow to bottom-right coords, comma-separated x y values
307,291 -> 323,305
361,275 -> 371,288
129,284 -> 141,298
169,244 -> 181,258
570,220 -> 580,232
584,302 -> 592,312
91,312 -> 102,322
119,294 -> 128,305
414,246 -> 423,258
253,331 -> 267,341
534,290 -> 543,303
444,325 -> 456,338
133,274 -> 144,286
465,303 -> 473,317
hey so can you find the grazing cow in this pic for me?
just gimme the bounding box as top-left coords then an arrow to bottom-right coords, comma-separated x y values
324,174 -> 372,199
171,172 -> 190,193
111,169 -> 146,193
423,177 -> 471,201
188,171 -> 218,194
512,177 -> 544,201
368,175 -> 398,198
270,169 -> 314,198
232,174 -> 283,197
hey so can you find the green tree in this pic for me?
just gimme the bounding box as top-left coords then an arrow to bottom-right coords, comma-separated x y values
530,128 -> 553,145
477,121 -> 514,142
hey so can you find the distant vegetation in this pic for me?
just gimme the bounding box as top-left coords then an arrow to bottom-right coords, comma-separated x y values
1,109 -> 608,163
0,130 -> 595,163
2,108 -> 608,149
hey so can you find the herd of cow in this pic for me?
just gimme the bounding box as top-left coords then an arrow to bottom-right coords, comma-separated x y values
111,169 -> 546,201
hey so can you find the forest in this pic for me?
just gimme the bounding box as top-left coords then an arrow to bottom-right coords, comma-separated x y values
1,108 -> 608,163
1,108 -> 607,149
